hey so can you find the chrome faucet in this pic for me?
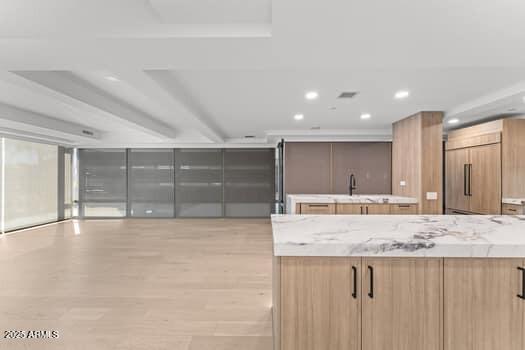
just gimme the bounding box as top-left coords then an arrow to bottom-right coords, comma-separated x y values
349,174 -> 357,196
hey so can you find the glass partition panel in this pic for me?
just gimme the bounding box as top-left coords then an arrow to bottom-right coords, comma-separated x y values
79,149 -> 127,217
175,149 -> 223,217
224,148 -> 275,217
129,149 -> 174,217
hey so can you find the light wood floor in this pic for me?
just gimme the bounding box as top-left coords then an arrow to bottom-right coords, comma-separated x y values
0,219 -> 273,350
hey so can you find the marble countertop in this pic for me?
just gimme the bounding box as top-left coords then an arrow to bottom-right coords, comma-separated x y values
502,198 -> 525,205
287,194 -> 417,213
272,214 -> 525,257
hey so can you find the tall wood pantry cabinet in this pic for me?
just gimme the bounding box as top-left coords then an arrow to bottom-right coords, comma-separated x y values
445,118 -> 525,215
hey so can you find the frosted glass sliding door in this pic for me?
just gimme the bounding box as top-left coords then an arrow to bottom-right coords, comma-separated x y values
224,148 -> 275,217
3,138 -> 58,231
79,149 -> 127,217
175,149 -> 223,217
129,149 -> 174,217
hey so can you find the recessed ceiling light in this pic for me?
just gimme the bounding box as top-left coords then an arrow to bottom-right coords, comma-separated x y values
448,118 -> 460,124
394,90 -> 410,99
294,114 -> 304,121
105,76 -> 119,82
305,91 -> 319,100
360,113 -> 371,120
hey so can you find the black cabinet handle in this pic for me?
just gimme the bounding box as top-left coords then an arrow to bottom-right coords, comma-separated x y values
307,204 -> 329,208
518,267 -> 525,300
368,265 -> 374,298
352,266 -> 357,299
365,206 -> 369,215
463,164 -> 468,196
468,164 -> 473,196
360,206 -> 363,215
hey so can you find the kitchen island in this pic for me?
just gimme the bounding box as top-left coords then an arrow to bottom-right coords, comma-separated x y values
287,194 -> 418,215
272,214 -> 525,350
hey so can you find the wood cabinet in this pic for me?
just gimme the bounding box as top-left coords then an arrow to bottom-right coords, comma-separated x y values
469,144 -> 501,214
332,142 -> 392,195
284,142 -> 392,196
502,203 -> 525,215
362,258 -> 443,350
297,203 -> 415,215
446,118 -> 525,215
337,204 -> 390,215
365,204 -> 390,214
298,203 -> 335,214
446,130 -> 501,214
389,204 -> 418,214
277,257 -> 443,350
444,258 -> 525,350
337,203 -> 364,214
276,257 -> 525,350
445,148 -> 470,212
280,257 -> 361,350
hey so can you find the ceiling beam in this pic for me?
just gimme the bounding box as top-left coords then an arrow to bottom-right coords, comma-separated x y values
13,71 -> 178,139
0,102 -> 101,144
114,69 -> 224,143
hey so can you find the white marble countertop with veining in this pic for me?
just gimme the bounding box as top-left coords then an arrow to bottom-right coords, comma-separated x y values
287,194 -> 418,213
502,198 -> 525,205
272,214 -> 525,257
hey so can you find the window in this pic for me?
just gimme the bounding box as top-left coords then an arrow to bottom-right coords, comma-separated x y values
3,138 -> 58,231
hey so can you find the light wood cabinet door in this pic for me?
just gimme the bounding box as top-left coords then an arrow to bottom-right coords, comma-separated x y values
502,203 -> 525,215
364,204 -> 390,214
390,204 -> 418,214
362,258 -> 443,350
337,203 -> 364,214
469,143 -> 501,214
299,203 -> 335,214
281,257 -> 361,350
446,147 -> 470,212
444,258 -> 525,350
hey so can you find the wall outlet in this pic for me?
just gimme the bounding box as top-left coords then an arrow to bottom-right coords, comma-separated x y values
400,181 -> 406,187
426,192 -> 438,200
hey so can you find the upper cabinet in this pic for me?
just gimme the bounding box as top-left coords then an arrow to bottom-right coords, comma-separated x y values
284,142 -> 392,195
332,142 -> 392,195
284,142 -> 332,194
445,118 -> 525,215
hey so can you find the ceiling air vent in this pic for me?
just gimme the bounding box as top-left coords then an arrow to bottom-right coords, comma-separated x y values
337,92 -> 359,99
82,130 -> 94,136
244,135 -> 256,138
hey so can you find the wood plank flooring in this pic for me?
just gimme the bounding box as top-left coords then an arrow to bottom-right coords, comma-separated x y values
0,219 -> 273,350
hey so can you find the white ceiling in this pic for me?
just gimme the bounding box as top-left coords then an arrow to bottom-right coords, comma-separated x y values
0,0 -> 524,147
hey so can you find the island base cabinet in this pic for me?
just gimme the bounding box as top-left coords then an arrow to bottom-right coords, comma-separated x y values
444,258 -> 525,350
280,257 -> 361,350
361,258 -> 443,350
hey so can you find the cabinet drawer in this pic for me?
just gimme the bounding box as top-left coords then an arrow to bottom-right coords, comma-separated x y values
390,204 -> 418,215
300,203 -> 336,215
502,203 -> 524,215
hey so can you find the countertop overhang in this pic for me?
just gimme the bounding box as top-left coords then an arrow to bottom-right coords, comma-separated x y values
272,214 -> 525,258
